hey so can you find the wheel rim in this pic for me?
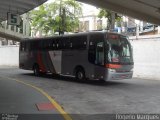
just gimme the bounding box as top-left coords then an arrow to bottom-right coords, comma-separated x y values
77,71 -> 84,80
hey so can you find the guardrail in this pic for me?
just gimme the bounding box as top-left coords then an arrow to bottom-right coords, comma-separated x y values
0,27 -> 29,41
129,34 -> 160,40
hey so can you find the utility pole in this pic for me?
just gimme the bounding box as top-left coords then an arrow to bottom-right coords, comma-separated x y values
61,8 -> 66,35
135,20 -> 140,39
59,0 -> 62,35
110,11 -> 115,32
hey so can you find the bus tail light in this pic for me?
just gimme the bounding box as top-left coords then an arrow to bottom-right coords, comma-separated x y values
105,64 -> 121,69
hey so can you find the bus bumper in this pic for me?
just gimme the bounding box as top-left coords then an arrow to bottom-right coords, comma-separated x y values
104,69 -> 133,81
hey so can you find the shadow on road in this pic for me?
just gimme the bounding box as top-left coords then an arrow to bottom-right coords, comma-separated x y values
21,73 -> 131,87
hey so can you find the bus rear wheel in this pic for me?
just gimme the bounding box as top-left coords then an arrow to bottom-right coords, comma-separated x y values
75,68 -> 86,80
33,65 -> 40,76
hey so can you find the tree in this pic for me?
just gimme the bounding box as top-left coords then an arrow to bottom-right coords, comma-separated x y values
98,9 -> 122,31
30,5 -> 48,36
30,0 -> 82,36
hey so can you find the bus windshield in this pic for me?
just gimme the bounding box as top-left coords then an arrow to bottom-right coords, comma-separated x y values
107,34 -> 133,64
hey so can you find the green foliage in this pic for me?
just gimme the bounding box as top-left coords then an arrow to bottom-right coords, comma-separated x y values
98,9 -> 122,30
30,0 -> 82,36
0,23 -> 2,27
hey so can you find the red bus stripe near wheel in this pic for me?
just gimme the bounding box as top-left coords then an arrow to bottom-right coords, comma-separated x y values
37,51 -> 46,72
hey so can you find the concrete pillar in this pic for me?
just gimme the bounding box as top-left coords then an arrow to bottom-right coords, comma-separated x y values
89,17 -> 93,30
136,24 -> 139,39
140,21 -> 143,32
8,25 -> 11,31
22,14 -> 26,35
5,39 -> 8,46
93,16 -> 96,30
122,16 -> 128,33
111,11 -> 115,31
14,26 -> 17,32
135,20 -> 140,39
18,28 -> 20,33
4,21 -> 7,30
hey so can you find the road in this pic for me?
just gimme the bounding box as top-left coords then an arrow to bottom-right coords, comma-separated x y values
0,67 -> 160,120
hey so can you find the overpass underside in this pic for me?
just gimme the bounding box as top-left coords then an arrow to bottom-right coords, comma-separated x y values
0,0 -> 47,41
0,27 -> 27,41
77,0 -> 160,25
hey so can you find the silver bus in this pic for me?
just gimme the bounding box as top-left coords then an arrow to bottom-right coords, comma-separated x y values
19,31 -> 134,81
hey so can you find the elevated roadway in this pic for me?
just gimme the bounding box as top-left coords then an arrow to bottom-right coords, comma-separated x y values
0,0 -> 47,21
77,0 -> 160,25
0,27 -> 28,41
0,0 -> 48,41
0,0 -> 159,25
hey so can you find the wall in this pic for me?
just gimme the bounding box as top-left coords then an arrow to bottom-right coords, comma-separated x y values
0,46 -> 19,66
130,36 -> 160,80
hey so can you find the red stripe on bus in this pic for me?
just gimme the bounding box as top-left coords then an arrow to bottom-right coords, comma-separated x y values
105,64 -> 122,69
37,52 -> 46,72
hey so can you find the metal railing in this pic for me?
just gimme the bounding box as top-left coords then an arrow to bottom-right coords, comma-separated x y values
0,26 -> 29,41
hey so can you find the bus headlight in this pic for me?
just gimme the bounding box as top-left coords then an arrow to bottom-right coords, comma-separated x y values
110,69 -> 116,72
130,68 -> 134,72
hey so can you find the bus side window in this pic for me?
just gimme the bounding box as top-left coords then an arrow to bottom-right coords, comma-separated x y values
70,37 -> 75,49
88,37 -> 96,64
70,36 -> 87,49
80,36 -> 87,49
62,37 -> 70,49
96,42 -> 104,65
26,42 -> 31,51
31,41 -> 39,51
89,34 -> 104,65
52,40 -> 56,50
48,39 -> 53,50
56,38 -> 63,50
41,39 -> 52,50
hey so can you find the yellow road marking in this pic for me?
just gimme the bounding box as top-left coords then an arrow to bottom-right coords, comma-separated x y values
3,77 -> 72,120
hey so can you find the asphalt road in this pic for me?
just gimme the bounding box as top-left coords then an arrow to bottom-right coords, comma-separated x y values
0,67 -> 160,120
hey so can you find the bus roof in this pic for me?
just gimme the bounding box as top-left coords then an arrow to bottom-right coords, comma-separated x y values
21,31 -> 125,42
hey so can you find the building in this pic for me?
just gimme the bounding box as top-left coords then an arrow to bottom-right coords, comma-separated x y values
79,15 -> 107,32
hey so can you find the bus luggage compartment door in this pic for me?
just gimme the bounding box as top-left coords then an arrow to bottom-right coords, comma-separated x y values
48,51 -> 62,74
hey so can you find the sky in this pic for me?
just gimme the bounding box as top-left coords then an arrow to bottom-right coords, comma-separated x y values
81,3 -> 99,16
46,0 -> 99,16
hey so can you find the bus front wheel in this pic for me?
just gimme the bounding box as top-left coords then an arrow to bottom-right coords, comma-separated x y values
75,68 -> 86,80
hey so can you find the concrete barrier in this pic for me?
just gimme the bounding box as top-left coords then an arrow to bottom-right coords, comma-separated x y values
130,37 -> 160,80
0,46 -> 19,67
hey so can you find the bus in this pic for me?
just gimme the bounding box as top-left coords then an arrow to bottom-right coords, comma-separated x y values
19,31 -> 134,81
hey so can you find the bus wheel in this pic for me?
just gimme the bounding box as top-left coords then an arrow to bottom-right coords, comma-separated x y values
33,65 -> 40,76
75,68 -> 85,80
